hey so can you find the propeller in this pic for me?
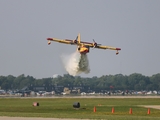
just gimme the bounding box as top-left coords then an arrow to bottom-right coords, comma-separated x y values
93,39 -> 101,48
74,36 -> 78,44
71,36 -> 78,44
76,36 -> 78,41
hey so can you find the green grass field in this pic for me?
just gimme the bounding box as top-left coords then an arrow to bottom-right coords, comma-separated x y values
0,97 -> 160,120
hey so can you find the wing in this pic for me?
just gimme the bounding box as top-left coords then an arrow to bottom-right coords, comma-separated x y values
82,42 -> 121,55
47,38 -> 77,45
96,45 -> 121,51
80,41 -> 121,50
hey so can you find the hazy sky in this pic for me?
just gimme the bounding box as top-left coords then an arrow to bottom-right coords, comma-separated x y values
1,0 -> 160,78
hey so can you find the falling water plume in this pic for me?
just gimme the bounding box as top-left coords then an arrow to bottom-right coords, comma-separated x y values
61,51 -> 90,76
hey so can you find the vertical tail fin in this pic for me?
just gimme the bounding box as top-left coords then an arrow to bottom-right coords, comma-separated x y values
78,33 -> 81,44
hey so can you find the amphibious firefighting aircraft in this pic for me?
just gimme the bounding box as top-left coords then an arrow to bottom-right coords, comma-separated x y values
47,33 -> 121,55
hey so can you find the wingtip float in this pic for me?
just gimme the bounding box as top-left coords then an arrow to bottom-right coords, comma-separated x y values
46,33 -> 121,55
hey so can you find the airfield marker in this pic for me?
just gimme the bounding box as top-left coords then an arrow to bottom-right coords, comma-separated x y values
93,106 -> 96,112
32,102 -> 39,106
112,107 -> 115,113
129,108 -> 132,114
147,108 -> 150,114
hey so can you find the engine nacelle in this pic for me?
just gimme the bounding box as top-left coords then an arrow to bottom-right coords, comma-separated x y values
71,40 -> 77,44
93,42 -> 97,47
73,40 -> 77,44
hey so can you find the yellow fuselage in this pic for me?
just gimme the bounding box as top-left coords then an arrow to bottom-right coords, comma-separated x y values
77,46 -> 89,54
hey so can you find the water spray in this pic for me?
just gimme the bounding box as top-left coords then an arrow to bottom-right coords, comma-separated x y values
61,51 -> 90,76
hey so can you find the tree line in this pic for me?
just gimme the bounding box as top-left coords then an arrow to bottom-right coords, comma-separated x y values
0,73 -> 160,91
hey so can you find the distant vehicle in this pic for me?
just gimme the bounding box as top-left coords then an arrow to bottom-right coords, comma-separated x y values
147,91 -> 152,95
47,33 -> 121,55
81,92 -> 86,95
61,92 -> 66,95
0,90 -> 5,95
89,92 -> 95,95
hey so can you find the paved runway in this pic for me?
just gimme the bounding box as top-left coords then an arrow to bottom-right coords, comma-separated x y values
1,95 -> 160,99
21,95 -> 160,99
0,117 -> 88,120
